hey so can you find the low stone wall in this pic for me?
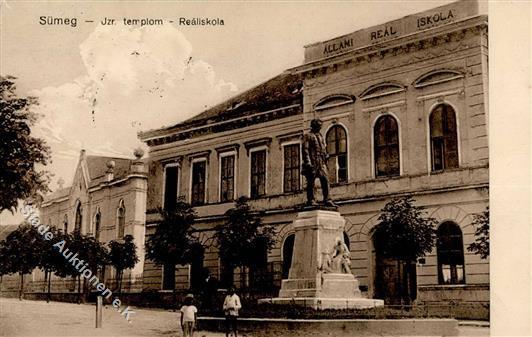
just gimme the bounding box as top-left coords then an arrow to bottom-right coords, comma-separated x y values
418,284 -> 489,303
198,317 -> 459,336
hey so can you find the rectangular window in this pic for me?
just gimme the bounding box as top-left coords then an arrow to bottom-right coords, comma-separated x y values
283,144 -> 300,193
191,160 -> 206,206
162,263 -> 175,290
220,155 -> 235,202
250,150 -> 266,198
163,165 -> 179,211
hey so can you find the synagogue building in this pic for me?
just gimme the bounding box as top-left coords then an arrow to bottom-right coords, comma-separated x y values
31,150 -> 148,293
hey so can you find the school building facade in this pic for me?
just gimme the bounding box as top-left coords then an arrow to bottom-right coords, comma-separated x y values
138,0 -> 489,307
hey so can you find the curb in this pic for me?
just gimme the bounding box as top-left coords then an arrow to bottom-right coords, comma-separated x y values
458,320 -> 490,327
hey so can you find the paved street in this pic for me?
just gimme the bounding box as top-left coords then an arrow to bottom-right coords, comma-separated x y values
0,298 -> 488,337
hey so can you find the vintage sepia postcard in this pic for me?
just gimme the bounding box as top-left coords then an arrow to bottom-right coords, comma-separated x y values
0,1 -> 530,336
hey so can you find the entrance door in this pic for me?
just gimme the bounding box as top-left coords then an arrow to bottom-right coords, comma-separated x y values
373,235 -> 417,304
375,256 -> 400,304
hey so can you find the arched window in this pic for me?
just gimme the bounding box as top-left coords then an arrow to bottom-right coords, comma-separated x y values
437,221 -> 465,285
326,125 -> 348,183
374,115 -> 400,177
74,202 -> 82,233
282,234 -> 295,279
430,104 -> 459,171
117,200 -> 125,238
63,214 -> 68,233
94,209 -> 101,240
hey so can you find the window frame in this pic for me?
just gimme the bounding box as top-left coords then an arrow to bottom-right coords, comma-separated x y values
249,146 -> 268,199
161,263 -> 176,291
281,141 -> 302,193
190,157 -> 208,206
372,113 -> 402,178
427,102 -> 461,173
94,207 -> 101,240
74,201 -> 82,233
162,163 -> 180,211
116,199 -> 126,239
325,123 -> 349,184
63,214 -> 68,234
218,151 -> 237,203
436,221 -> 466,285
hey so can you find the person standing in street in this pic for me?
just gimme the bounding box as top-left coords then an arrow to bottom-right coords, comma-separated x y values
180,294 -> 198,337
222,286 -> 241,337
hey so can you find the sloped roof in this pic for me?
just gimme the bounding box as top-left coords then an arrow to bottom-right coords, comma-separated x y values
86,156 -> 132,187
43,187 -> 71,202
139,72 -> 303,140
43,154 -> 134,203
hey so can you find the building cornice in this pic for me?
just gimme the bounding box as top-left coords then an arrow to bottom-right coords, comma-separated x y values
139,103 -> 301,147
290,16 -> 487,77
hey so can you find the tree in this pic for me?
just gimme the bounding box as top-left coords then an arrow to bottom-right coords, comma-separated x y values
215,197 -> 275,288
108,235 -> 139,296
68,230 -> 108,303
37,226 -> 65,302
52,231 -> 81,296
0,242 -> 11,297
0,75 -> 51,212
467,207 -> 489,259
146,200 -> 199,293
1,224 -> 42,300
373,196 -> 437,304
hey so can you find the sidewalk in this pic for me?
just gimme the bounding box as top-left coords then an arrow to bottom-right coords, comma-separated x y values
0,298 -> 489,337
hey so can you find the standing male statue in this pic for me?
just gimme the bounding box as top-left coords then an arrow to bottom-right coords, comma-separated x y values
302,119 -> 337,208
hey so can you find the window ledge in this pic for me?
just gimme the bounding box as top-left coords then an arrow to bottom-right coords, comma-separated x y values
430,167 -> 462,175
281,190 -> 303,196
331,181 -> 350,187
374,174 -> 401,181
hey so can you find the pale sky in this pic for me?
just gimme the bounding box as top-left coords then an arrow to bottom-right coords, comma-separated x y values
0,0 -> 484,224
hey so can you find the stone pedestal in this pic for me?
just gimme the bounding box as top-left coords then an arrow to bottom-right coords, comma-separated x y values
260,210 -> 384,309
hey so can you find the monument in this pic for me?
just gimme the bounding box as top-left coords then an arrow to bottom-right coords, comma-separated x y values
260,119 -> 384,309
302,119 -> 337,208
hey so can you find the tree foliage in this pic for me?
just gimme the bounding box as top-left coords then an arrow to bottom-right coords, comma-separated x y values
467,207 -> 489,259
146,200 -> 199,267
1,224 -> 43,299
2,224 -> 42,275
37,226 -> 65,301
215,197 -> 276,270
0,75 -> 51,212
108,234 -> 139,295
373,196 -> 437,262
